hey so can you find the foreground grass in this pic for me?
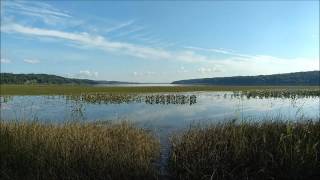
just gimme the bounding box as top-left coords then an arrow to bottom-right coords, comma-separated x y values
1,120 -> 320,180
0,122 -> 159,180
1,84 -> 319,95
169,120 -> 320,180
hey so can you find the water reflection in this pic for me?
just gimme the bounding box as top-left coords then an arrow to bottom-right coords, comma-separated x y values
0,92 -> 319,126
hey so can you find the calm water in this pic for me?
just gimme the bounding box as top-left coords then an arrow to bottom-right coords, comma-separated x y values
1,92 -> 319,130
1,91 -> 318,174
95,83 -> 178,87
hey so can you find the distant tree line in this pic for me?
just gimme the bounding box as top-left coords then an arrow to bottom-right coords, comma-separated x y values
0,73 -> 99,85
2,71 -> 319,85
172,71 -> 320,86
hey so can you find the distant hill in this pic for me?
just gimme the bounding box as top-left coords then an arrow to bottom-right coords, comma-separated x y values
0,73 -> 133,85
172,71 -> 320,86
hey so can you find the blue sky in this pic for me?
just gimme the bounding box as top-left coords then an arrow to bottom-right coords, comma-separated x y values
1,0 -> 319,82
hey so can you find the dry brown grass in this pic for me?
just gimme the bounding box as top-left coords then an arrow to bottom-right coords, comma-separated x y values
0,121 -> 160,180
169,120 -> 320,180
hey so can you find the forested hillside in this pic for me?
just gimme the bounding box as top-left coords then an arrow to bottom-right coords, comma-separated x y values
172,71 -> 320,86
0,73 -> 100,85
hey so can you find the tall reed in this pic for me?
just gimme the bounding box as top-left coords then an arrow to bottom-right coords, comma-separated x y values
0,121 -> 160,180
169,120 -> 320,180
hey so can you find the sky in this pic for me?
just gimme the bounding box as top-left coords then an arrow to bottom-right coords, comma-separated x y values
0,0 -> 319,82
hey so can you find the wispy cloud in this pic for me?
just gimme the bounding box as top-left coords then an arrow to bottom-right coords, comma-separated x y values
23,59 -> 40,64
3,1 -> 71,25
2,23 -> 211,63
111,25 -> 145,38
0,58 -> 11,64
184,46 -> 254,58
2,22 -> 318,76
104,20 -> 136,33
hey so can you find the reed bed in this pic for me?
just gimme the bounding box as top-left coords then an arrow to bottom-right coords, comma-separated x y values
2,84 -> 319,95
169,120 -> 320,180
1,120 -> 320,180
0,121 -> 160,180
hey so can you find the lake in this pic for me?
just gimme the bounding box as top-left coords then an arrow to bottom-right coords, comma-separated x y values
1,92 -> 319,131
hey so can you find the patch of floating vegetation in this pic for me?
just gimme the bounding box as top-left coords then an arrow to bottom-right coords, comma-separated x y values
145,94 -> 197,105
66,93 -> 142,104
231,89 -> 320,99
65,93 -> 198,105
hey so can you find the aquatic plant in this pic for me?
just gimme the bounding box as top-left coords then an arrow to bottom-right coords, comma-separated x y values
235,88 -> 320,99
145,94 -> 197,105
0,96 -> 13,103
65,93 -> 197,105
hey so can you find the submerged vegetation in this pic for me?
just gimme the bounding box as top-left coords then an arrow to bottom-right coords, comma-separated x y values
0,121 -> 160,180
169,120 -> 320,180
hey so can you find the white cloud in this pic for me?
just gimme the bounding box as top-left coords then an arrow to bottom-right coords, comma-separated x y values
132,71 -> 156,76
197,67 -> 219,74
184,46 -> 319,76
177,66 -> 188,73
66,70 -> 99,79
23,59 -> 40,64
79,70 -> 98,78
0,58 -> 11,64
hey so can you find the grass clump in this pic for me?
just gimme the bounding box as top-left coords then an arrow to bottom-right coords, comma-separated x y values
169,120 -> 320,180
0,121 -> 160,180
